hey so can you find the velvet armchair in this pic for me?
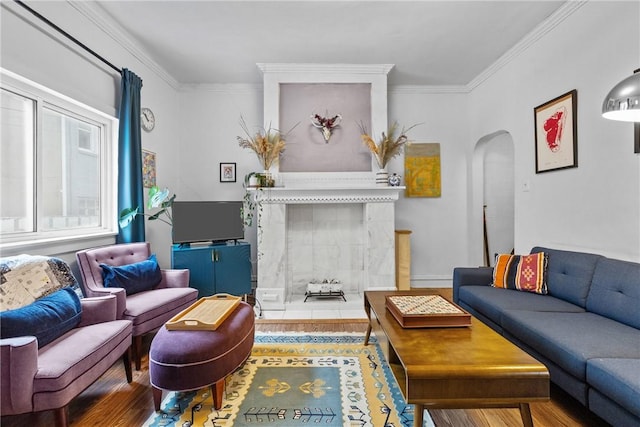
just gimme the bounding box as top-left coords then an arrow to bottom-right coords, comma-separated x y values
0,294 -> 132,427
76,242 -> 198,370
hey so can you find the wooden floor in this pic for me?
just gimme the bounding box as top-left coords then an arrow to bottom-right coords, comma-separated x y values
1,319 -> 610,427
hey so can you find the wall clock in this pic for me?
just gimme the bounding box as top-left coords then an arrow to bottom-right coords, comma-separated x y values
141,107 -> 155,132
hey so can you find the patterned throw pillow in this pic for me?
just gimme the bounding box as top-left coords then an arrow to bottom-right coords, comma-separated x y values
492,252 -> 548,294
0,256 -> 81,312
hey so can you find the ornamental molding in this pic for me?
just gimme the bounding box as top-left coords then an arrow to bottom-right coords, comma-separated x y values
250,186 -> 403,204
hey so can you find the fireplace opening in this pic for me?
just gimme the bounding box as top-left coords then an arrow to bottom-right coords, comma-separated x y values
286,203 -> 364,302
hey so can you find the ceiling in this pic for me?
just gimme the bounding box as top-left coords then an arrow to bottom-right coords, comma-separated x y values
93,1 -> 565,86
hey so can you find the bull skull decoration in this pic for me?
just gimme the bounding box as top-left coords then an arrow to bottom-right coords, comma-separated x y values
311,113 -> 342,143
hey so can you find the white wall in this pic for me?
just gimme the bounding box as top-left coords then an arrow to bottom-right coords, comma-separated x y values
468,1 -> 640,264
0,1 -> 181,267
389,90 -> 470,286
175,85 -> 263,271
2,0 -> 638,281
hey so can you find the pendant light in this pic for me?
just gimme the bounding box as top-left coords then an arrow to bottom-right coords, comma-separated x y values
602,68 -> 640,122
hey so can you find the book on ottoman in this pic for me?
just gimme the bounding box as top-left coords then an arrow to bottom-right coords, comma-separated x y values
385,294 -> 471,328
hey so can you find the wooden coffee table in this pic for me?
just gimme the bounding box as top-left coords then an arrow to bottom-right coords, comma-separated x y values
364,289 -> 549,427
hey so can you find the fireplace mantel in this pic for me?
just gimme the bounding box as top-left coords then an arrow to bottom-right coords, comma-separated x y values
250,186 -> 404,205
254,185 -> 401,310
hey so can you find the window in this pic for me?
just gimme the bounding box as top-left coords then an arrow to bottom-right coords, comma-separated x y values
1,70 -> 117,247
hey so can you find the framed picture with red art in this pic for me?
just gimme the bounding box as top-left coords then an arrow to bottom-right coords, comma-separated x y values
534,90 -> 578,173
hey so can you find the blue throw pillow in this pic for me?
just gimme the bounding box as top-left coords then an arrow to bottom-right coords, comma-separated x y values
100,254 -> 162,295
0,287 -> 82,348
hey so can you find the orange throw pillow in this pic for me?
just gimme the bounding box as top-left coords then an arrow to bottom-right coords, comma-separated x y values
492,252 -> 548,294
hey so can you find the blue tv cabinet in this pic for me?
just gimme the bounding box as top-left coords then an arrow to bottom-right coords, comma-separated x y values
171,241 -> 251,297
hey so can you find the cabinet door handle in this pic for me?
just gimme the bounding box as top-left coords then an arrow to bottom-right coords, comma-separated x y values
213,251 -> 219,262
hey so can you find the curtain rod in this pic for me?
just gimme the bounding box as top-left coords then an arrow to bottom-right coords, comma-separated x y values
14,0 -> 122,74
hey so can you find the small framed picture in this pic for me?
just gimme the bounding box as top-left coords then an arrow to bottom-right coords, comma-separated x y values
534,90 -> 578,173
220,162 -> 236,183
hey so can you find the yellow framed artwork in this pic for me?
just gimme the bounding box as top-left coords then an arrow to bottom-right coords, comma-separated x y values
404,143 -> 441,198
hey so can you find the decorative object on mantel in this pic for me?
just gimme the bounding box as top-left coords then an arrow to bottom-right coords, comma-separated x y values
388,173 -> 401,186
405,143 -> 441,198
237,116 -> 297,171
119,185 -> 176,228
310,112 -> 342,143
360,121 -> 418,186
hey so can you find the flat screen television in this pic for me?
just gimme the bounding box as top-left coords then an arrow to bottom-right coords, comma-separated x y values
172,201 -> 244,245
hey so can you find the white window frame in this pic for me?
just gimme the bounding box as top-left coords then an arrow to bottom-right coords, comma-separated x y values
0,69 -> 118,254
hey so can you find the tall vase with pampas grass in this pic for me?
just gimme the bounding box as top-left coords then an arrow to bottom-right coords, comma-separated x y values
360,122 -> 417,186
237,116 -> 287,175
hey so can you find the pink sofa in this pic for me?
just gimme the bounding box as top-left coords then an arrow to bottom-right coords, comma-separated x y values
0,294 -> 132,427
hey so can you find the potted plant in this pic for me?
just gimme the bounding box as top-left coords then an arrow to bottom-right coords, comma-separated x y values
118,185 -> 176,229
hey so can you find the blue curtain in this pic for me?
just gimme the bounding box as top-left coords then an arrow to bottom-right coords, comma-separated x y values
117,68 -> 145,243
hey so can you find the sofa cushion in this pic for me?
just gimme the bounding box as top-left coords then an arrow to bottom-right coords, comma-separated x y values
458,286 -> 584,327
100,254 -> 162,295
0,287 -> 82,348
493,252 -> 548,294
587,257 -> 640,329
531,247 -> 603,307
587,358 -> 640,419
501,310 -> 640,381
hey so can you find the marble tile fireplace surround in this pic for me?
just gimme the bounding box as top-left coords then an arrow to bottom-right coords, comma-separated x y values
254,174 -> 403,310
254,63 -> 399,311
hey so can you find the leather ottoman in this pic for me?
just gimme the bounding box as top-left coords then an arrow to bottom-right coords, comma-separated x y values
149,301 -> 255,410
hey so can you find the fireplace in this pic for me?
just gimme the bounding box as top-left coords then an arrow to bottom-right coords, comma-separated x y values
254,63 -> 397,310
254,176 -> 402,310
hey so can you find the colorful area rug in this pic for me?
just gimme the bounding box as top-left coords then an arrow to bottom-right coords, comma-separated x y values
144,333 -> 434,427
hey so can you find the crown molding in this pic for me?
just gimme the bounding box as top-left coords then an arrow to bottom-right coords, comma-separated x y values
257,63 -> 394,75
467,1 -> 588,91
68,1 -> 180,89
178,83 -> 263,93
390,85 -> 469,94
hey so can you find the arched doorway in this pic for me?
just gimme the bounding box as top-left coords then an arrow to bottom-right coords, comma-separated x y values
470,131 -> 515,266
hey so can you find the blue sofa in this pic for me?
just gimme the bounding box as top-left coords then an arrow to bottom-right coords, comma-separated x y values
453,247 -> 640,427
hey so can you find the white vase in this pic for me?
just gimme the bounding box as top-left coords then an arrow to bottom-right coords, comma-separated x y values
248,175 -> 260,187
375,169 -> 389,186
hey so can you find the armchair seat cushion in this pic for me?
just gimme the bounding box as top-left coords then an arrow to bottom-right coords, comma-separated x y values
1,288 -> 82,348
33,319 -> 132,406
124,287 -> 198,336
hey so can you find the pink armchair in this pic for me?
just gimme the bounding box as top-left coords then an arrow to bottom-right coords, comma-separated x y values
76,242 -> 198,370
0,295 -> 132,427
